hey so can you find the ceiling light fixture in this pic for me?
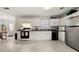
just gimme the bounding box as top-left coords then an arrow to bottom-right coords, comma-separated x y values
60,7 -> 64,9
4,7 -> 10,10
44,7 -> 52,10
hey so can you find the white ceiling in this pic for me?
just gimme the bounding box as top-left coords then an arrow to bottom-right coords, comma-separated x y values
0,7 -> 75,16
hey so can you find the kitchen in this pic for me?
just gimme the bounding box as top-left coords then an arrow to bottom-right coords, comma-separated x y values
0,0 -> 79,59
0,7 -> 78,52
15,16 -> 59,40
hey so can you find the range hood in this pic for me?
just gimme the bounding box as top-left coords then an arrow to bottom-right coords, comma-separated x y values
22,23 -> 32,28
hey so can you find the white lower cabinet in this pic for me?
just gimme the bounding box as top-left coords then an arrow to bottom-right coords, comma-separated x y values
30,31 -> 52,40
59,32 -> 65,41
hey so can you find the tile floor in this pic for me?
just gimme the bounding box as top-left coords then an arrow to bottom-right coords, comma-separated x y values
0,37 -> 76,52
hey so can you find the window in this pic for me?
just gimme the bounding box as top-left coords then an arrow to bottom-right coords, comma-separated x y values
40,20 -> 49,29
9,24 -> 14,32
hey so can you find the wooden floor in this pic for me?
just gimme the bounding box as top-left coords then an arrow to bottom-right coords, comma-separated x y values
0,37 -> 76,52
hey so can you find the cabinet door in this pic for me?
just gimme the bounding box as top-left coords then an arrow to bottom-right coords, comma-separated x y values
50,19 -> 59,26
30,31 -> 51,40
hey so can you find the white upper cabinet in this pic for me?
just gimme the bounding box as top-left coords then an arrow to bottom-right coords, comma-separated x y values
50,19 -> 59,26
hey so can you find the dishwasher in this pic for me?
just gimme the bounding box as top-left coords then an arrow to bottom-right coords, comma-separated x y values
65,26 -> 79,51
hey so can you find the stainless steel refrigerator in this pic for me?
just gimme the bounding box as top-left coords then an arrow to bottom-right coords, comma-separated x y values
65,26 -> 79,51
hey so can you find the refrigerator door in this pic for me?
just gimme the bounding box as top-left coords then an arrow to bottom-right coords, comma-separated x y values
65,26 -> 79,51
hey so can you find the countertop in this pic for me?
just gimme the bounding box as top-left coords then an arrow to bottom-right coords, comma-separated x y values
17,29 -> 58,31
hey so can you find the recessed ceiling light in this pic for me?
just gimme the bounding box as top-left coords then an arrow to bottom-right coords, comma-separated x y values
60,7 -> 64,9
4,7 -> 10,10
44,7 -> 52,10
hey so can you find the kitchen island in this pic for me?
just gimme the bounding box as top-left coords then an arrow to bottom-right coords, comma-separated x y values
30,31 -> 52,40
15,29 -> 58,40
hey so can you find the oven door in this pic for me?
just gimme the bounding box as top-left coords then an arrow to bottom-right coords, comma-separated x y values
20,31 -> 29,39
